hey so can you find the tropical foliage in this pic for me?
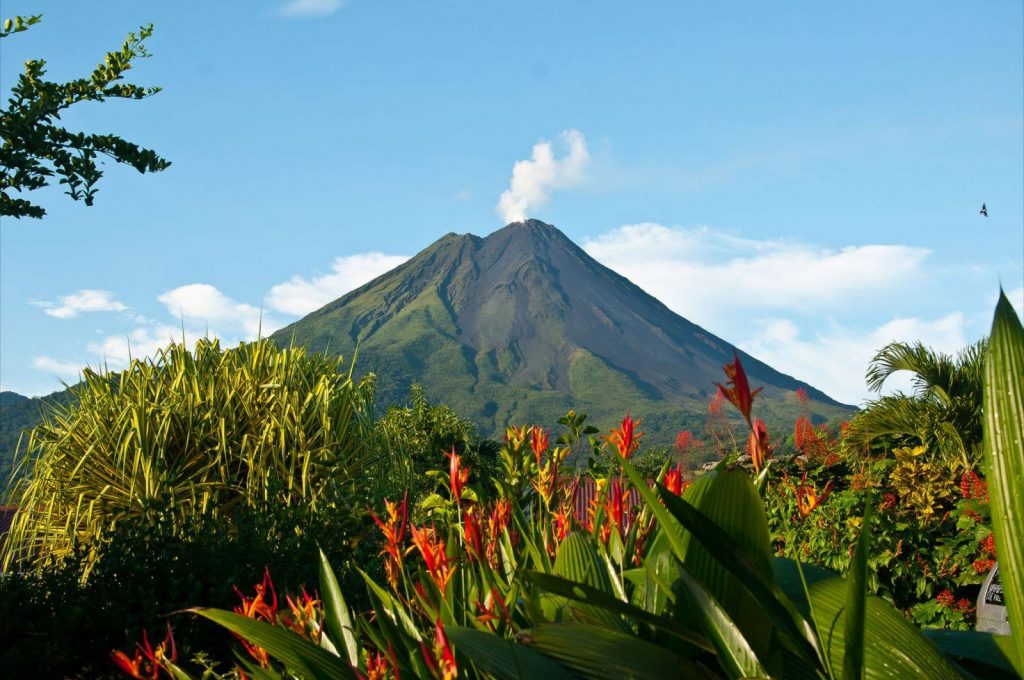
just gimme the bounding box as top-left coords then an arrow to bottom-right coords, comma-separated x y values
108,293 -> 1021,678
2,338 -> 376,573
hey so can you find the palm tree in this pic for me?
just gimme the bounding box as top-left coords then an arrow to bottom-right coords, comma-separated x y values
844,339 -> 986,467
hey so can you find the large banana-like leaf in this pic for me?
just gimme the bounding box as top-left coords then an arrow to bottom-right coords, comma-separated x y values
446,626 -> 579,679
319,548 -> 359,667
677,568 -> 768,678
191,608 -> 355,680
923,629 -> 1020,676
800,578 -> 960,679
983,289 -> 1024,672
518,623 -> 717,679
544,531 -> 624,630
527,570 -> 711,652
843,505 -> 872,680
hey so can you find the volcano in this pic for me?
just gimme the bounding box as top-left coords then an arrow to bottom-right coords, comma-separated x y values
270,220 -> 852,443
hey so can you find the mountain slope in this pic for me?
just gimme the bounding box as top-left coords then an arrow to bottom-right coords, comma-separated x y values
271,220 -> 854,444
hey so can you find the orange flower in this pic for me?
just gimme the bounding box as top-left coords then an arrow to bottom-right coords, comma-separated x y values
795,473 -> 834,518
746,418 -> 774,473
233,568 -> 278,667
370,493 -> 409,590
411,524 -> 455,593
485,499 -> 510,567
449,449 -> 469,506
603,479 -> 627,539
463,506 -> 484,561
606,414 -> 644,459
552,502 -> 571,543
475,587 -> 511,630
715,351 -> 762,426
530,427 -> 549,467
111,624 -> 177,680
283,588 -> 321,642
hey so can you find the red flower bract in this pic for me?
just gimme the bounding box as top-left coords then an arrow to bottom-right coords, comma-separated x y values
746,418 -> 774,474
715,351 -> 762,425
449,448 -> 468,505
606,414 -> 644,459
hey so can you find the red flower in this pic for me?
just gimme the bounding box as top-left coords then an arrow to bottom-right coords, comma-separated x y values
449,449 -> 469,506
111,625 -> 177,680
370,493 -> 410,590
664,463 -> 687,496
960,471 -> 988,503
463,506 -> 484,561
746,418 -> 774,474
879,492 -> 897,511
973,558 -> 996,574
421,619 -> 457,680
411,524 -> 455,594
980,533 -> 997,557
530,427 -> 549,466
475,587 -> 511,630
956,598 -> 974,613
795,473 -> 834,519
715,351 -> 762,426
233,568 -> 279,667
936,590 -> 955,607
606,414 -> 644,459
795,387 -> 809,406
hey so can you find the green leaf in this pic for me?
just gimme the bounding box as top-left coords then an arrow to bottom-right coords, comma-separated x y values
518,623 -> 717,680
544,531 -> 625,630
801,579 -> 961,679
641,467 -> 823,669
677,568 -> 769,678
319,548 -> 359,666
191,608 -> 355,680
526,570 -> 711,652
983,288 -> 1024,672
446,626 -> 579,680
844,504 -> 872,680
923,629 -> 1020,676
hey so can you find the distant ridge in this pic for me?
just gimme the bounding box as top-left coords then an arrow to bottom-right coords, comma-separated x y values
271,220 -> 854,443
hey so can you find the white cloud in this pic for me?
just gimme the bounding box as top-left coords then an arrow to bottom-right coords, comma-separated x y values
32,356 -> 85,379
86,325 -> 210,370
496,129 -> 590,223
583,223 -> 931,328
265,252 -> 409,316
33,289 -> 128,319
737,313 -> 969,405
158,284 -> 278,337
280,0 -> 346,17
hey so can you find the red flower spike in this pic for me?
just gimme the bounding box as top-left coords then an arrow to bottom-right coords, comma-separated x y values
422,620 -> 457,680
664,463 -> 687,496
411,524 -> 455,594
714,351 -> 763,426
606,414 -> 644,459
746,418 -> 774,474
530,427 -> 549,467
463,506 -> 484,561
448,449 -> 469,506
371,493 -> 410,591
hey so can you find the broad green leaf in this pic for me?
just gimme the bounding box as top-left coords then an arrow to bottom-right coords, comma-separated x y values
446,626 -> 578,680
544,531 -> 624,630
923,629 -> 1020,676
639,466 -> 824,669
983,289 -> 1024,672
191,608 -> 355,680
801,578 -> 960,679
519,623 -> 717,679
526,570 -> 711,652
677,568 -> 768,678
319,548 -> 358,666
844,504 -> 873,680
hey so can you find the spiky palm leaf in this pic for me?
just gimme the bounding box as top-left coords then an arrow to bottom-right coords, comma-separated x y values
1,338 -> 377,573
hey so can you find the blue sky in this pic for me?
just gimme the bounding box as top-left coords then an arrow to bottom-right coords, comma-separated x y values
1,1 -> 1022,404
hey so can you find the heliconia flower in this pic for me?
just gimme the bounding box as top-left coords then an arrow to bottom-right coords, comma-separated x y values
795,473 -> 834,519
233,568 -> 279,667
746,418 -> 774,474
421,619 -> 458,680
463,506 -> 484,561
505,425 -> 530,450
359,645 -> 396,680
603,478 -> 627,539
606,414 -> 644,459
475,587 -> 511,630
284,588 -> 322,642
674,430 -> 699,453
714,351 -> 762,426
448,449 -> 469,505
664,464 -> 687,496
552,502 -> 571,543
111,625 -> 176,680
370,493 -> 410,590
530,427 -> 549,466
411,524 -> 455,594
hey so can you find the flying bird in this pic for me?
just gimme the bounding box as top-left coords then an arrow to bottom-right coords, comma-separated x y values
980,203 -> 988,217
